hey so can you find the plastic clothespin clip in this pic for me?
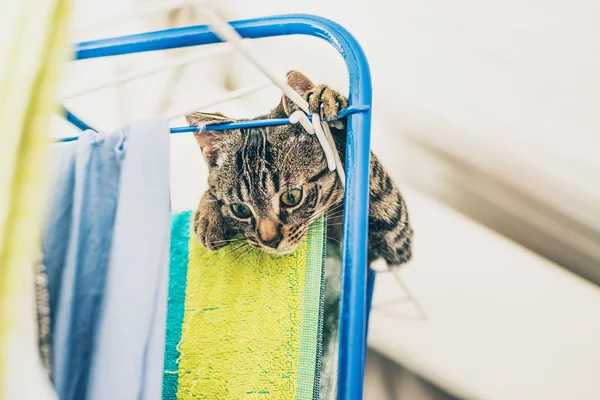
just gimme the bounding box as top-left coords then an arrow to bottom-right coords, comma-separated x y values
289,110 -> 314,135
318,117 -> 346,187
290,110 -> 345,187
311,113 -> 337,172
289,110 -> 335,170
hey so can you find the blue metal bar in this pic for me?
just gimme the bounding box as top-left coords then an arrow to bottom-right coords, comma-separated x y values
64,109 -> 94,131
55,105 -> 369,142
71,15 -> 372,400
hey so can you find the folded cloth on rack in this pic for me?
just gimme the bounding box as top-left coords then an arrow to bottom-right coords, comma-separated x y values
164,211 -> 327,400
43,118 -> 170,400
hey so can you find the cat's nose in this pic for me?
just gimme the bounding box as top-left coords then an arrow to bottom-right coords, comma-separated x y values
257,221 -> 283,249
261,232 -> 283,249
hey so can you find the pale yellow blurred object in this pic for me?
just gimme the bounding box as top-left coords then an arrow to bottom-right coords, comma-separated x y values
0,0 -> 71,399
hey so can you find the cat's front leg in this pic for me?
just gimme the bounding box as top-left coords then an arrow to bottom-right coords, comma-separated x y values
367,154 -> 413,267
303,87 -> 414,267
193,191 -> 228,250
307,88 -> 413,268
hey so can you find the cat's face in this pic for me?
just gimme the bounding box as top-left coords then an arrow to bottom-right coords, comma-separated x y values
187,71 -> 345,254
199,123 -> 342,254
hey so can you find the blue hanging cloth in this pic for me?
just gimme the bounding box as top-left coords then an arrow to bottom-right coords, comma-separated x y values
43,117 -> 170,400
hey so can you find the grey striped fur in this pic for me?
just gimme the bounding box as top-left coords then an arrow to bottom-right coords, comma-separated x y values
187,71 -> 412,266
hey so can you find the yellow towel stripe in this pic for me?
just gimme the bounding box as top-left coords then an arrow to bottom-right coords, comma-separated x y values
176,217 -> 325,399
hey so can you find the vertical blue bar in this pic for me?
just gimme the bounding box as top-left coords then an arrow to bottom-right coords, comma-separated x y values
339,62 -> 371,400
73,15 -> 373,400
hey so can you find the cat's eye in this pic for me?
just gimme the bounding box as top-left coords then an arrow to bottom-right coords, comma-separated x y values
280,188 -> 303,207
231,203 -> 252,219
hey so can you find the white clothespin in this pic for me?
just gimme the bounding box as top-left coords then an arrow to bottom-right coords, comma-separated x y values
289,110 -> 314,135
318,116 -> 346,186
289,111 -> 346,187
311,113 -> 337,171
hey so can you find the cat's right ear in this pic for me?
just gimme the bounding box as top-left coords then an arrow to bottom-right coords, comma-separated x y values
276,70 -> 315,117
286,70 -> 315,95
185,111 -> 235,165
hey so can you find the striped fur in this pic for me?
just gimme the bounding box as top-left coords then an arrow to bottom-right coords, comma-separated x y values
186,71 -> 412,266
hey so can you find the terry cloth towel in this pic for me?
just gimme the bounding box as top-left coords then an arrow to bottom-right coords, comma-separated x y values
43,117 -> 170,400
164,211 -> 326,400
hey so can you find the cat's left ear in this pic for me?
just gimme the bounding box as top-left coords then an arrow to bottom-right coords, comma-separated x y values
185,111 -> 236,165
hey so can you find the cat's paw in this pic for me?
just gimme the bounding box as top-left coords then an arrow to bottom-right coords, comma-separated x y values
390,237 -> 412,266
375,228 -> 413,268
304,85 -> 348,120
193,209 -> 227,251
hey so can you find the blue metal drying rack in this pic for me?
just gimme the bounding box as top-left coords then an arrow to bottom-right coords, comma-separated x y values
64,14 -> 376,400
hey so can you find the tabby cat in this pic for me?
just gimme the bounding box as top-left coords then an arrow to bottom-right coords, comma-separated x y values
186,71 -> 412,266
186,70 -> 413,399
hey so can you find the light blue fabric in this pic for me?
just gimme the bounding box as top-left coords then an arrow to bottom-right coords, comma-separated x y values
88,117 -> 170,400
46,129 -> 126,400
44,118 -> 170,400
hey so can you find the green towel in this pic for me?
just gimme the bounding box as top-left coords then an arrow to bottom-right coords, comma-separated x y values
164,211 -> 326,399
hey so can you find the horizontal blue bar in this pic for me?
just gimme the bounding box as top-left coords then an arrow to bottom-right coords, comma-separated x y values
55,105 -> 368,142
65,110 -> 94,131
169,118 -> 293,134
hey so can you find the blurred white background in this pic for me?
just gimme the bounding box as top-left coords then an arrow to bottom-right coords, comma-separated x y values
50,1 -> 600,399
57,0 -> 600,284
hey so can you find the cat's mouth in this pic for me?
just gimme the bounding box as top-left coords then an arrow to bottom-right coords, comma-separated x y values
246,232 -> 306,256
256,244 -> 299,256
247,238 -> 302,256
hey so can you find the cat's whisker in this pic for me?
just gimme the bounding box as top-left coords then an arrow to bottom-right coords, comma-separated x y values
324,210 -> 345,219
187,244 -> 220,258
188,238 -> 246,254
326,205 -> 345,215
308,207 -> 336,223
310,204 -> 344,222
328,199 -> 344,208
327,201 -> 345,211
205,237 -> 246,246
326,236 -> 343,245
323,208 -> 347,218
320,206 -> 342,216
187,245 -> 226,260
219,243 -> 248,259
306,214 -> 325,225
309,204 -> 338,220
326,203 -> 344,211
230,246 -> 252,266
208,244 -> 249,267
257,250 -> 265,267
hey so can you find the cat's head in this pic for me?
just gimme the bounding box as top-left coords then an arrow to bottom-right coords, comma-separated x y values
186,71 -> 343,255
